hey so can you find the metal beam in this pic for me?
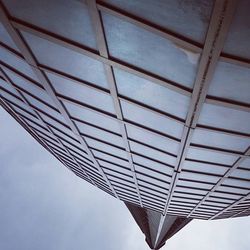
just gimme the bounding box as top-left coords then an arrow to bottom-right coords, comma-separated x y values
145,0 -> 248,241
87,0 -> 143,206
162,0 -> 238,216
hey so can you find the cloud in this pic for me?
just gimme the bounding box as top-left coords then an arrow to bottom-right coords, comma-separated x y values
0,106 -> 249,250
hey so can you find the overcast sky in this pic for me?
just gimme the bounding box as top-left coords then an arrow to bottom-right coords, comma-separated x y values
0,106 -> 249,250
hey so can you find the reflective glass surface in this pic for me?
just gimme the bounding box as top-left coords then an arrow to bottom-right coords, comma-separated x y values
100,0 -> 213,43
208,61 -> 250,104
103,13 -> 199,88
191,128 -> 250,152
115,68 -> 191,119
0,47 -> 39,81
22,32 -> 109,88
63,101 -> 121,134
47,72 -> 115,114
3,0 -> 97,49
121,99 -> 184,139
223,0 -> 250,59
126,124 -> 180,155
0,22 -> 20,51
198,103 -> 250,134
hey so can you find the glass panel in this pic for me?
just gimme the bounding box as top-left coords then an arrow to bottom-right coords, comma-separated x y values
139,187 -> 167,199
63,101 -> 121,134
54,151 -> 74,163
22,92 -> 62,121
104,169 -> 133,182
0,78 -> 23,99
86,137 -> 128,159
239,158 -> 250,169
114,68 -> 190,119
141,189 -> 167,200
114,185 -> 137,195
51,129 -> 80,147
0,22 -> 20,51
223,178 -> 250,189
180,171 -> 220,184
130,140 -> 177,166
126,124 -> 179,155
187,147 -> 238,165
208,61 -> 250,103
24,117 -> 48,131
63,142 -> 91,162
183,160 -> 228,175
102,13 -> 199,88
117,190 -> 139,200
38,133 -> 62,148
191,128 -> 250,152
48,122 -> 79,142
76,154 -> 101,169
230,169 -> 250,180
75,121 -> 124,148
197,205 -> 220,212
11,107 -> 32,126
132,154 -> 174,176
70,152 -> 94,168
92,149 -> 129,168
216,185 -> 248,195
22,32 -> 108,88
47,72 -> 115,114
4,68 -> 56,107
118,193 -> 139,201
121,100 -> 184,139
134,164 -> 171,182
169,204 -> 193,210
12,105 -> 38,122
0,90 -> 34,116
98,160 -> 131,175
174,186 -> 208,196
3,0 -> 97,49
142,198 -> 165,207
0,78 -> 13,91
100,0 -> 213,43
223,0 -> 250,59
171,196 -> 199,204
45,141 -> 66,153
177,179 -> 213,190
39,112 -> 68,133
213,191 -> 242,200
137,179 -> 169,192
0,47 -> 39,81
112,180 -> 136,190
109,177 -> 135,188
198,103 -> 250,134
173,192 -> 203,200
30,125 -> 54,142
203,200 -> 228,210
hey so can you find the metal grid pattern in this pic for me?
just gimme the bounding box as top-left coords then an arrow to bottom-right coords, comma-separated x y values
0,0 -> 249,220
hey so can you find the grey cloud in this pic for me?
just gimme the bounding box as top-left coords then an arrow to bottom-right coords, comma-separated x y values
0,107 -> 249,250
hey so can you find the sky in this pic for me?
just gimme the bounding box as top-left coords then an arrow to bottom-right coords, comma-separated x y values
0,106 -> 250,250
